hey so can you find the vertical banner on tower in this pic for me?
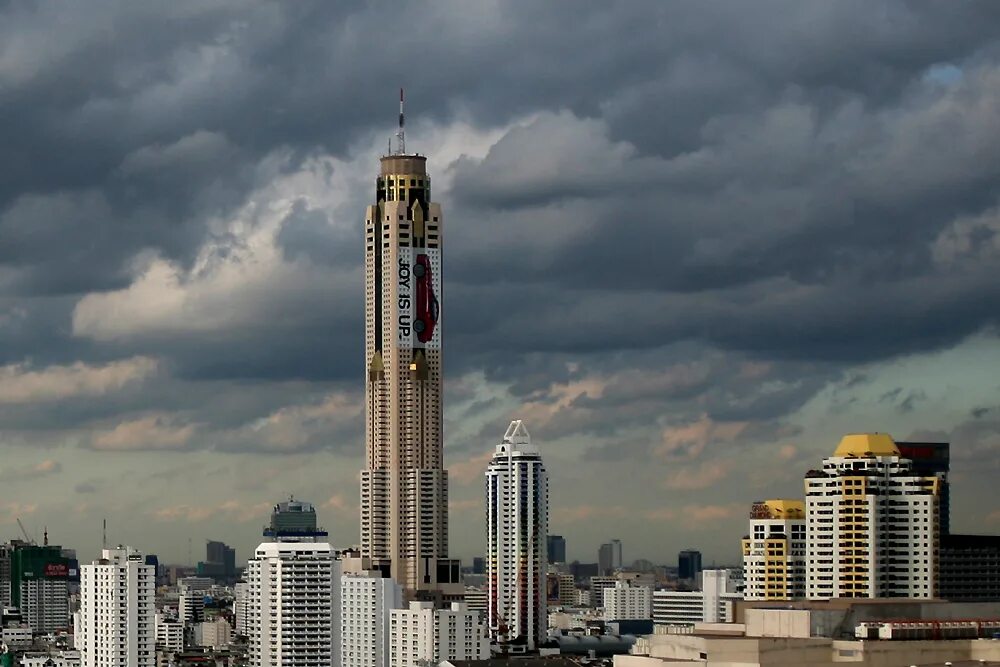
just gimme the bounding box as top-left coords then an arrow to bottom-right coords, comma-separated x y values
397,247 -> 441,349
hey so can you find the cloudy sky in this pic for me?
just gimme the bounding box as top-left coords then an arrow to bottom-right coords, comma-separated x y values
2,1 -> 1000,568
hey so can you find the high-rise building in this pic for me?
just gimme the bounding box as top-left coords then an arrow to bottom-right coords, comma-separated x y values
602,580 -> 652,621
0,544 -> 12,608
547,535 -> 566,564
598,543 -> 613,575
389,601 -> 488,667
340,571 -> 403,667
611,539 -> 623,570
232,581 -> 250,636
246,541 -> 341,667
264,497 -> 327,542
486,420 -> 548,649
10,544 -> 71,632
199,540 -> 237,583
361,96 -> 457,592
77,546 -> 156,667
678,549 -> 703,581
805,433 -> 940,600
742,499 -> 806,600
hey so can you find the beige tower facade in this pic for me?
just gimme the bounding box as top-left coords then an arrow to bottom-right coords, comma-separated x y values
362,150 -> 457,592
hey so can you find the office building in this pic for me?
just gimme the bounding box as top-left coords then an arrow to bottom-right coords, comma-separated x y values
598,542 -> 617,575
246,541 -> 341,667
10,544 -> 71,632
486,419 -> 548,649
652,569 -> 741,626
264,496 -> 328,542
939,533 -> 1000,601
742,499 -> 806,600
463,586 -> 488,618
546,571 -> 576,607
678,549 -> 703,581
547,535 -> 566,565
805,433 -> 940,600
471,557 -> 486,575
340,570 -> 402,667
198,540 -> 237,583
77,546 -> 156,667
389,601 -> 488,666
602,580 -> 652,621
178,589 -> 205,625
361,99 -> 459,591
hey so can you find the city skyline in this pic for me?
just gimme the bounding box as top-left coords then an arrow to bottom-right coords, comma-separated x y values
1,1 -> 1000,569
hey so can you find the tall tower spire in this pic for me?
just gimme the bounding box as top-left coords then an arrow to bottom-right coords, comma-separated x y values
396,87 -> 406,155
362,92 -> 457,593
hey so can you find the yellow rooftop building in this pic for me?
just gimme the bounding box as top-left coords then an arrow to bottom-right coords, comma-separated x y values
832,432 -> 900,458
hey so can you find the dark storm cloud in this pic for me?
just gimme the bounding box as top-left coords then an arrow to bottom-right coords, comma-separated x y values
0,0 -> 999,458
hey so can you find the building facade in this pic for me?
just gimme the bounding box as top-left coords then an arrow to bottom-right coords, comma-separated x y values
340,571 -> 403,667
10,544 -> 71,633
389,601 -> 488,667
246,541 -> 341,667
361,110 -> 458,592
264,497 -> 327,542
233,581 -> 250,636
939,533 -> 1000,601
77,546 -> 156,667
742,499 -> 806,600
602,580 -> 652,621
547,535 -> 566,565
486,420 -> 548,649
155,612 -> 184,654
805,433 -> 940,600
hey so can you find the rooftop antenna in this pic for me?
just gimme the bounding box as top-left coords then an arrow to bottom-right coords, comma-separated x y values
396,87 -> 405,155
102,518 -> 107,550
43,526 -> 48,546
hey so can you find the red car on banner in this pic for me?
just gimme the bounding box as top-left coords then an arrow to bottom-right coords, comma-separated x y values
412,254 -> 439,343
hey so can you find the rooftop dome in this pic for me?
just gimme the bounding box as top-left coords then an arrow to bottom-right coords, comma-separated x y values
833,432 -> 899,458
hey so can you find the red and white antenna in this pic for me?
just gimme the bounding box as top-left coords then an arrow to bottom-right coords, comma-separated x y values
396,88 -> 406,155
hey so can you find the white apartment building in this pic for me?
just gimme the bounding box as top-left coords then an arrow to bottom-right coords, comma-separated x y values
805,433 -> 941,600
603,580 -> 652,621
77,546 -> 156,667
233,581 -> 250,636
155,612 -> 184,653
486,420 -> 548,649
652,570 -> 742,627
21,651 -> 80,667
340,570 -> 402,667
742,499 -> 807,600
246,541 -> 341,667
389,601 -> 488,667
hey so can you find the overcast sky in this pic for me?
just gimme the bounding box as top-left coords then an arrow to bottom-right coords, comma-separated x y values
2,0 -> 1000,568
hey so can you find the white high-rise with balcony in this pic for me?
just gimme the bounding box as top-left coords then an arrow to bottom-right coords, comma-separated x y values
805,433 -> 940,600
77,546 -> 155,667
486,420 -> 548,649
340,570 -> 403,667
246,541 -> 341,667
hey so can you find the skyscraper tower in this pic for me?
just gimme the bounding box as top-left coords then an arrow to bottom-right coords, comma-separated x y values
361,91 -> 454,592
486,420 -> 548,649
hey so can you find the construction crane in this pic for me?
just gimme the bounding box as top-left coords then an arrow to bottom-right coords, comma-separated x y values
16,517 -> 35,545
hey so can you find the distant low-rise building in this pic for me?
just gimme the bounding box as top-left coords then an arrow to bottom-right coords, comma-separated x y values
653,569 -> 742,626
